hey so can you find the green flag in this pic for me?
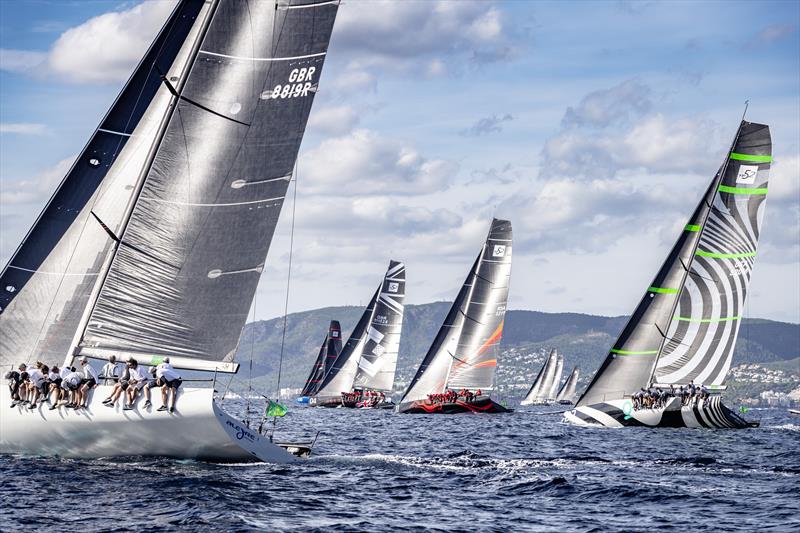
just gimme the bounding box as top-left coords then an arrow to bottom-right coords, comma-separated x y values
739,405 -> 749,414
267,400 -> 288,418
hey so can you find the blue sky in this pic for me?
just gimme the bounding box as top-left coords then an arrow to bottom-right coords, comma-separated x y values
1,0 -> 798,323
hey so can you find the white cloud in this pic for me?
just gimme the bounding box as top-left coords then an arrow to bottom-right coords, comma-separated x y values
46,1 -> 176,84
769,154 -> 800,204
307,105 -> 360,136
0,156 -> 75,205
561,79 -> 651,128
0,123 -> 49,135
301,129 -> 458,196
0,49 -> 46,73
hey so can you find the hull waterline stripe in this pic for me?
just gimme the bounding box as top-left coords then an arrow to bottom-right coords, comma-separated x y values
610,348 -> 658,355
718,185 -> 768,195
695,250 -> 756,259
729,152 -> 772,163
674,315 -> 741,323
684,224 -> 701,232
199,50 -> 327,62
648,286 -> 679,294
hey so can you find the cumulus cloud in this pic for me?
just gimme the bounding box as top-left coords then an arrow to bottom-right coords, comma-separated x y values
301,129 -> 458,196
1,1 -> 175,84
561,79 -> 651,128
0,156 -> 75,205
307,105 -> 360,136
0,123 -> 49,135
460,114 -> 513,136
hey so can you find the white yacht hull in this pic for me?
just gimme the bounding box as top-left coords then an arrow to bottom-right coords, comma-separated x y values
0,385 -> 295,463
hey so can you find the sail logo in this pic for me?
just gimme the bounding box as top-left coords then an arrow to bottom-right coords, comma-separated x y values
267,67 -> 317,100
387,282 -> 399,293
374,314 -> 389,325
735,164 -> 758,185
495,304 -> 506,316
331,331 -> 340,338
492,245 -> 506,257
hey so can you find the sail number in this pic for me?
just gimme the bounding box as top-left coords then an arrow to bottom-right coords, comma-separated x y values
268,67 -> 316,99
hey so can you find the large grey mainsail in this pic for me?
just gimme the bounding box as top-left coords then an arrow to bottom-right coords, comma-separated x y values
521,349 -> 557,405
0,0 -> 209,368
315,261 -> 406,398
556,366 -> 579,403
400,219 -> 512,404
577,121 -> 771,407
75,0 -> 339,370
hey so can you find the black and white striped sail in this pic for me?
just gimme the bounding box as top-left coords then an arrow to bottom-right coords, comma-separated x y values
399,219 -> 512,405
577,121 -> 771,407
556,366 -> 579,403
73,0 -> 339,371
520,349 -> 557,405
0,0 -> 209,368
314,261 -> 406,398
300,320 -> 341,397
547,352 -> 564,400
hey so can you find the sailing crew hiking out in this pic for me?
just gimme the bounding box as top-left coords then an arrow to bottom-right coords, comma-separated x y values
6,361 -> 89,411
427,389 -> 483,405
340,389 -> 388,408
101,357 -> 181,413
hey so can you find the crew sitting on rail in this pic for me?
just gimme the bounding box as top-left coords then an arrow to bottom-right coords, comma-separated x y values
25,363 -> 47,409
5,363 -> 28,406
61,368 -> 83,408
123,359 -> 148,411
47,365 -> 62,410
77,356 -> 98,409
155,358 -> 182,413
103,359 -> 132,408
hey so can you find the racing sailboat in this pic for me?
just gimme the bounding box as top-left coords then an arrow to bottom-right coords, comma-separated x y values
398,219 -> 512,414
520,349 -> 558,406
556,366 -> 579,405
310,261 -> 406,408
565,120 -> 771,429
546,352 -> 564,402
0,0 -> 339,462
297,320 -> 342,402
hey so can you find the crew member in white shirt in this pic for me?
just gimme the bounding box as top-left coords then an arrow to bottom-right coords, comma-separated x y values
100,355 -> 122,386
77,356 -> 99,409
155,357 -> 182,413
124,359 -> 148,410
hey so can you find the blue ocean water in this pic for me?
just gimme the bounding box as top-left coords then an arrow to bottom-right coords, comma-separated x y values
1,405 -> 798,532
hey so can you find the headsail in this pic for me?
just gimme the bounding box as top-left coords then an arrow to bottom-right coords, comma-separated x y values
74,0 -> 339,370
400,219 -> 512,405
556,366 -> 579,403
577,120 -> 771,407
315,261 -> 406,398
520,349 -> 557,405
0,0 -> 209,368
300,320 -> 341,397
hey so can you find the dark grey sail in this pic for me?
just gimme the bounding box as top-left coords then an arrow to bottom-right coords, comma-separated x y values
556,366 -> 579,403
300,320 -> 341,397
400,219 -> 512,405
0,0 -> 209,368
75,0 -> 339,371
315,261 -> 406,399
520,349 -> 557,405
577,120 -> 771,408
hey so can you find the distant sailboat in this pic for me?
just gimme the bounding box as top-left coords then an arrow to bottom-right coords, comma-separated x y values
398,219 -> 512,414
520,349 -> 558,406
555,366 -> 579,405
565,120 -> 771,429
297,320 -> 342,402
310,261 -> 406,408
0,0 -> 339,462
546,352 -> 564,402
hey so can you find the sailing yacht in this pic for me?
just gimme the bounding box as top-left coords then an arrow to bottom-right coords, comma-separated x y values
0,0 -> 339,462
296,320 -> 342,403
565,120 -> 771,429
310,261 -> 406,408
398,219 -> 513,414
520,349 -> 559,406
556,366 -> 580,405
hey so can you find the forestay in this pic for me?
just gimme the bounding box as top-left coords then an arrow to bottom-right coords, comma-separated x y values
77,0 -> 339,369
